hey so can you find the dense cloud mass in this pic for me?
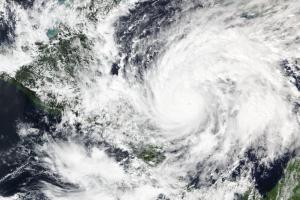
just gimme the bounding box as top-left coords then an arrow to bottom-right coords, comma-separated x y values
0,0 -> 300,200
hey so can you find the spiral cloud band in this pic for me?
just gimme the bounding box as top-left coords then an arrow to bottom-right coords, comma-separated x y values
0,0 -> 300,199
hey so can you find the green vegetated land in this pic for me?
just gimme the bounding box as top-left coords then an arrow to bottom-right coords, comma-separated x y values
1,0 -> 122,115
14,25 -> 92,114
0,72 -> 61,116
131,144 -> 166,166
138,145 -> 166,166
244,158 -> 300,200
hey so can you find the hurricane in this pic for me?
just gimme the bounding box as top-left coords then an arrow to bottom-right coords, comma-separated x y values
0,0 -> 300,200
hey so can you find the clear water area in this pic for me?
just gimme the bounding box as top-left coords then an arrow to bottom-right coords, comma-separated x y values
0,79 -> 60,198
